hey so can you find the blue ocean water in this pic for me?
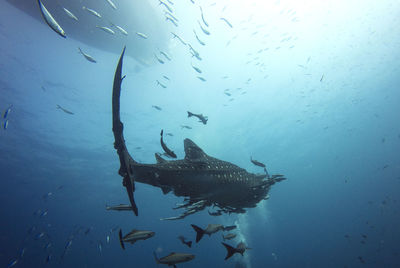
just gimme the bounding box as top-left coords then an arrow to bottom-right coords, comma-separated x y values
1,0 -> 399,267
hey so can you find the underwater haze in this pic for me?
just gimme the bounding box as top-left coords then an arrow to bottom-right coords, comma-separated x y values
1,0 -> 400,267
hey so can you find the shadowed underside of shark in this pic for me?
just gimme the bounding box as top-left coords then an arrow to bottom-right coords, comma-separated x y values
112,47 -> 286,219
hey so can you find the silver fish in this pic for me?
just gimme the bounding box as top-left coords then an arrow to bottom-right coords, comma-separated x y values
118,229 -> 155,249
96,26 -> 115,35
114,25 -> 128,36
82,6 -> 101,18
105,0 -> 117,10
78,48 -> 96,63
37,0 -> 66,38
62,7 -> 78,21
136,32 -> 148,39
198,20 -> 210,35
220,18 -> 233,28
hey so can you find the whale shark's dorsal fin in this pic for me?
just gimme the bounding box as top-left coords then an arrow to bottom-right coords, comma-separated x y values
155,153 -> 167,164
184,139 -> 209,161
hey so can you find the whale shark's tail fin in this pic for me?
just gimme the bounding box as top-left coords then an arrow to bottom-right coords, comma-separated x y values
112,46 -> 138,216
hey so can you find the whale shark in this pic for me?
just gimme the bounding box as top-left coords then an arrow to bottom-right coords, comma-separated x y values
112,47 -> 286,218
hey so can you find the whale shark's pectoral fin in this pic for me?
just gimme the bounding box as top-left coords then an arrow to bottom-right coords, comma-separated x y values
112,46 -> 138,216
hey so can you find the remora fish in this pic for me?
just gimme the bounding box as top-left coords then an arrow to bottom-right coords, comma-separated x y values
96,26 -> 115,35
106,204 -> 133,211
62,7 -> 78,21
161,129 -> 177,158
187,111 -> 208,124
250,157 -> 265,168
105,0 -> 117,10
220,18 -> 233,28
78,47 -> 97,63
222,233 -> 236,240
154,252 -> 195,267
111,47 -> 286,218
221,242 -> 251,260
118,229 -> 155,249
82,6 -> 101,18
178,236 -> 192,248
191,224 -> 225,242
56,104 -> 74,115
37,0 -> 66,38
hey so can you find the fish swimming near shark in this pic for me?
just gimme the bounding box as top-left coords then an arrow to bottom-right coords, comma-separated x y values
154,251 -> 195,268
187,111 -> 208,124
118,229 -> 155,250
177,236 -> 192,248
111,47 -> 286,218
78,47 -> 96,63
160,129 -> 177,158
221,241 -> 251,260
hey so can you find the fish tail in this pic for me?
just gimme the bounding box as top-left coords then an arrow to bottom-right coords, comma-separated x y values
187,111 -> 193,118
118,229 -> 125,250
187,241 -> 192,248
221,242 -> 237,260
153,251 -> 160,264
191,224 -> 205,243
160,129 -> 163,137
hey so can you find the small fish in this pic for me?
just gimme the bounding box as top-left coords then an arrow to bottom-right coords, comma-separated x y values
166,17 -> 178,27
84,227 -> 92,235
44,242 -> 52,249
35,232 -> 45,240
40,210 -> 48,217
221,241 -> 251,260
45,254 -> 51,263
198,21 -> 210,35
7,259 -> 18,268
78,47 -> 96,63
222,233 -> 236,241
3,120 -> 8,130
197,76 -> 206,82
181,125 -> 192,129
20,248 -> 26,258
82,6 -> 101,18
106,235 -> 110,243
154,252 -> 195,267
160,51 -> 171,61
156,80 -> 167,88
220,18 -> 232,28
56,104 -> 74,115
193,30 -> 205,46
163,75 -> 170,80
159,0 -> 173,13
38,0 -> 66,38
106,204 -> 133,211
113,25 -> 128,36
152,105 -> 162,111
320,74 -> 324,82
199,6 -> 208,27
250,157 -> 266,168
61,240 -> 72,259
165,11 -> 178,22
160,129 -> 177,158
191,224 -> 224,242
136,32 -> 148,39
98,241 -> 103,252
191,63 -> 202,73
223,225 -> 237,231
105,0 -> 117,10
189,45 -> 202,60
155,54 -> 165,64
224,92 -> 231,96
167,0 -> 174,5
62,7 -> 78,21
96,26 -> 115,35
187,111 -> 207,124
119,229 -> 155,250
171,32 -> 187,45
178,236 -> 192,248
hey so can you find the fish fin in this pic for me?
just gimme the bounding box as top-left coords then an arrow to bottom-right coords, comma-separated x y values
118,229 -> 125,250
160,129 -> 163,136
184,139 -> 210,161
187,111 -> 193,117
191,224 -> 205,243
155,153 -> 167,164
221,242 -> 237,260
161,186 -> 171,195
153,251 -> 159,264
188,241 -> 192,248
